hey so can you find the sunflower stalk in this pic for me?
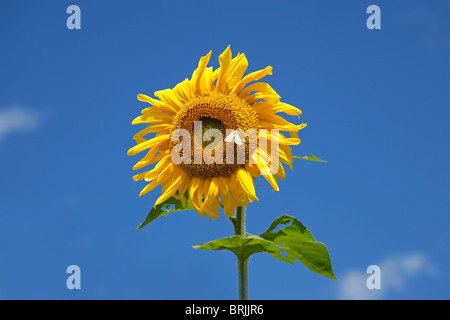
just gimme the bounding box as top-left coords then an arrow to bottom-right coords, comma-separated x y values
235,206 -> 248,300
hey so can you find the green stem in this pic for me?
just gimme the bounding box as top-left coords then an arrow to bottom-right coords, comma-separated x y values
235,206 -> 248,300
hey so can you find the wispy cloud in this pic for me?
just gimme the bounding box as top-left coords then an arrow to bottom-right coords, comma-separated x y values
0,106 -> 42,142
337,253 -> 438,300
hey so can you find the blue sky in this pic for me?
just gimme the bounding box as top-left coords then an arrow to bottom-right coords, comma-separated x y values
0,0 -> 449,300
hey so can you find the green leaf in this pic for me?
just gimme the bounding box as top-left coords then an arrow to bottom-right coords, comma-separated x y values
135,195 -> 193,230
194,214 -> 336,280
259,215 -> 336,279
294,153 -> 327,162
193,235 -> 281,261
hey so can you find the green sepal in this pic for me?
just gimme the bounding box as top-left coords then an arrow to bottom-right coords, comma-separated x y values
135,192 -> 192,230
294,153 -> 327,162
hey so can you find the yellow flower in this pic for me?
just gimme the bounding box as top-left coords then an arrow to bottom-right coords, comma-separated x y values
128,46 -> 306,219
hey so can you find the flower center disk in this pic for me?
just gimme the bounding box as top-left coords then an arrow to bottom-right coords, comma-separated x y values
171,91 -> 259,178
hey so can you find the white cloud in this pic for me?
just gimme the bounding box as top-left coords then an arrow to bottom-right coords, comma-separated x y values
338,270 -> 383,300
337,253 -> 439,300
0,106 -> 42,142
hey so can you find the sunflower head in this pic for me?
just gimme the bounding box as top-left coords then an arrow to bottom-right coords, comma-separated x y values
128,46 -> 306,219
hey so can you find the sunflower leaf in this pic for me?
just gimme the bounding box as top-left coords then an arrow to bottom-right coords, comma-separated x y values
194,215 -> 336,279
135,194 -> 192,230
193,235 -> 281,261
259,215 -> 336,279
294,153 -> 327,162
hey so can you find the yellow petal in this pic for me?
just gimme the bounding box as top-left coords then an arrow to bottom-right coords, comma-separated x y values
231,66 -> 273,95
218,176 -> 234,217
196,178 -> 208,217
199,178 -> 211,215
133,124 -> 173,143
244,162 -> 261,177
216,45 -> 232,92
173,78 -> 193,102
252,102 -> 302,119
189,176 -> 202,213
154,89 -> 184,111
156,162 -> 176,183
202,177 -> 220,219
259,118 -> 307,132
144,157 -> 171,182
251,152 -> 279,191
132,149 -> 170,171
154,169 -> 187,207
229,172 -> 248,206
133,153 -> 169,180
197,66 -> 214,94
245,92 -> 280,105
131,113 -> 173,125
235,168 -> 259,202
178,175 -> 191,202
137,94 -> 177,114
139,178 -> 161,197
239,82 -> 280,99
258,129 -> 300,146
127,134 -> 170,156
132,171 -> 147,181
227,53 -> 248,88
193,50 -> 212,95
274,102 -> 302,118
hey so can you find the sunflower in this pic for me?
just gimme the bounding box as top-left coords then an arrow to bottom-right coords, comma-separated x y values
128,46 -> 306,219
